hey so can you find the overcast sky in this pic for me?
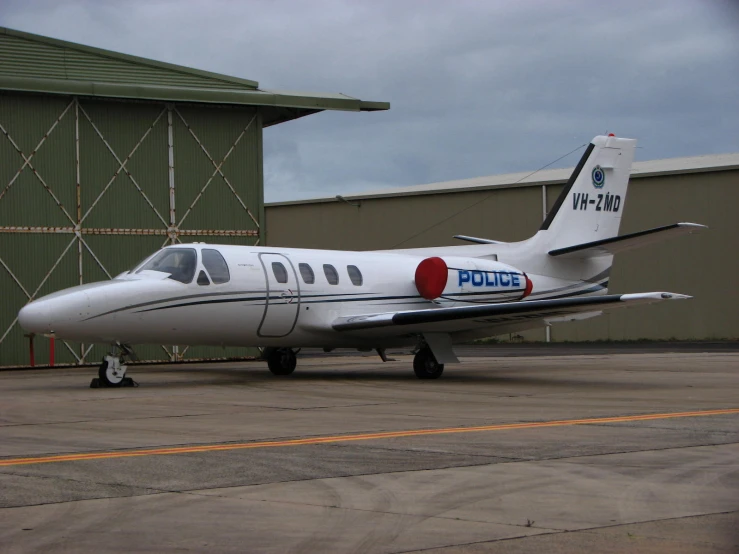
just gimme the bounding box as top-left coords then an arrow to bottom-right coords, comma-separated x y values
2,0 -> 738,202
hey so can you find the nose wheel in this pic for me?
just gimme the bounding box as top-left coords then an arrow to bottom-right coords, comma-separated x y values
98,355 -> 128,386
92,345 -> 137,388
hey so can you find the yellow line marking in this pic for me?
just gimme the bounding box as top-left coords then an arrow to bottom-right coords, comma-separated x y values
1,408 -> 737,467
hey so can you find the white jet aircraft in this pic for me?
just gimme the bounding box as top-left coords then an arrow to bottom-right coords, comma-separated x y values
19,135 -> 705,385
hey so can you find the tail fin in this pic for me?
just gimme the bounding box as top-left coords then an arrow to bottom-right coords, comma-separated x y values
499,136 -> 701,287
539,135 -> 636,251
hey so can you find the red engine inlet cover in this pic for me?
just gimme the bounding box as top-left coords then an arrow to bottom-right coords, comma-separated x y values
415,257 -> 448,300
522,273 -> 534,298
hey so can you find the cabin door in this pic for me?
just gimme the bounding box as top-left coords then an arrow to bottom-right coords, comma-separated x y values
257,253 -> 300,338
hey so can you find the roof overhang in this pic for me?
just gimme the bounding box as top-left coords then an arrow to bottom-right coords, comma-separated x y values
0,75 -> 389,126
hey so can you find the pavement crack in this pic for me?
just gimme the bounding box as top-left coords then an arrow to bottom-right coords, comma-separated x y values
273,402 -> 397,411
518,439 -> 739,464
178,491 -> 564,532
389,510 -> 739,554
0,412 -> 227,428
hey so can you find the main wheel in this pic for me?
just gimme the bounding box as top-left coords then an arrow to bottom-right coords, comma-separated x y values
267,348 -> 297,376
413,347 -> 444,379
98,356 -> 125,387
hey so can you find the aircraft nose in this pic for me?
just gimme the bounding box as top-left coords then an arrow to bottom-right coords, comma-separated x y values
18,300 -> 52,335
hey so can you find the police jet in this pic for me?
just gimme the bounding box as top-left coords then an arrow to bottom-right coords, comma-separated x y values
18,135 -> 705,385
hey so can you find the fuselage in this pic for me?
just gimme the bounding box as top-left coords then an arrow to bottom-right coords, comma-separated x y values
17,242 -> 609,349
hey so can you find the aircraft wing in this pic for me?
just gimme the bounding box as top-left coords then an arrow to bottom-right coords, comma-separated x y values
332,292 -> 690,336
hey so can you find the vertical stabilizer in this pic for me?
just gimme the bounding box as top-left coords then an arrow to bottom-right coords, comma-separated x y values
539,135 -> 636,251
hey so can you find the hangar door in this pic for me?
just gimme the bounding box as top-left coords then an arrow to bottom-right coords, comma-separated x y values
0,93 -> 263,366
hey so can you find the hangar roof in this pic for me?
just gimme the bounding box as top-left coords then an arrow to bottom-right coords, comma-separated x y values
0,27 -> 389,126
268,151 -> 739,206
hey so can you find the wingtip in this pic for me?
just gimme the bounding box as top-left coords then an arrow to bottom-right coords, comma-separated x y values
621,292 -> 692,302
678,222 -> 708,231
661,293 -> 692,300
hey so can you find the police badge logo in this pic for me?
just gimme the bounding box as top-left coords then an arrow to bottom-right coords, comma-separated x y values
592,165 -> 605,188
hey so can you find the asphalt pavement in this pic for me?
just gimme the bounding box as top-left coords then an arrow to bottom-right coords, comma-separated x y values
1,349 -> 737,552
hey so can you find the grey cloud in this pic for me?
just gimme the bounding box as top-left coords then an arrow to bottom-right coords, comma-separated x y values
1,0 -> 737,202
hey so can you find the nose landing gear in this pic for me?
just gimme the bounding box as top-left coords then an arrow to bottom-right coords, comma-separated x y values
91,344 -> 137,388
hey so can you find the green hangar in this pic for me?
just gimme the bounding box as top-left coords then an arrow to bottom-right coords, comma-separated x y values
0,27 -> 388,367
266,153 -> 738,342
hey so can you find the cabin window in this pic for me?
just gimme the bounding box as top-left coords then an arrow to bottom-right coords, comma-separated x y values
202,249 -> 230,284
347,265 -> 363,286
272,262 -> 288,284
197,270 -> 210,286
323,264 -> 339,285
299,263 -> 315,284
136,248 -> 197,284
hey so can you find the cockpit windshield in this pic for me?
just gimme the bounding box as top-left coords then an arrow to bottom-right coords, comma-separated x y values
136,248 -> 197,283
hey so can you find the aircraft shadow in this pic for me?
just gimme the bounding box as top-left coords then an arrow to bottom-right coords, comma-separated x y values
138,364 -> 667,392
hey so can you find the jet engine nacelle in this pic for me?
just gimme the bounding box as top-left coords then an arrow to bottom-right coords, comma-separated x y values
415,256 -> 533,304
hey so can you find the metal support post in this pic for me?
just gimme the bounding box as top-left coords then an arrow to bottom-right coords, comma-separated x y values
167,105 -> 177,245
26,334 -> 35,367
542,185 -> 551,343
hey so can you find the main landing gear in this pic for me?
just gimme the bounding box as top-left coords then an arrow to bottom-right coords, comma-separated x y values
413,346 -> 444,379
264,347 -> 297,376
92,345 -> 137,388
261,345 -> 446,379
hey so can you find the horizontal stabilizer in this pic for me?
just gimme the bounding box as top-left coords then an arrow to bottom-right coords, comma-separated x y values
453,235 -> 505,245
332,292 -> 690,334
548,223 -> 706,258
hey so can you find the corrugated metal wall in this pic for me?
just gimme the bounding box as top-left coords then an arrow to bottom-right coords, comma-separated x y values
265,170 -> 738,341
557,171 -> 737,341
265,186 -> 544,250
0,92 -> 263,366
0,32 -> 254,90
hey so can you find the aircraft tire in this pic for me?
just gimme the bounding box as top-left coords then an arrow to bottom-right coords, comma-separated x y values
267,348 -> 297,376
98,358 -> 124,387
413,348 -> 444,379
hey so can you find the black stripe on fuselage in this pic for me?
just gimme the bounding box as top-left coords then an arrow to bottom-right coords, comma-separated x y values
138,284 -> 605,314
531,282 -> 607,301
138,293 -> 440,312
528,282 -> 607,300
84,289 -> 267,320
439,292 -> 523,303
441,289 -> 525,297
90,280 -> 607,319
111,289 -> 532,314
133,293 -> 421,313
87,291 -> 372,318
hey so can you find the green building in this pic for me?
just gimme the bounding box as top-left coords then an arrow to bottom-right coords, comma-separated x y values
0,27 -> 388,367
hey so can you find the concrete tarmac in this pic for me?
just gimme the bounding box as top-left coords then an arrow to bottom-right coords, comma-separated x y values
0,349 -> 738,553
